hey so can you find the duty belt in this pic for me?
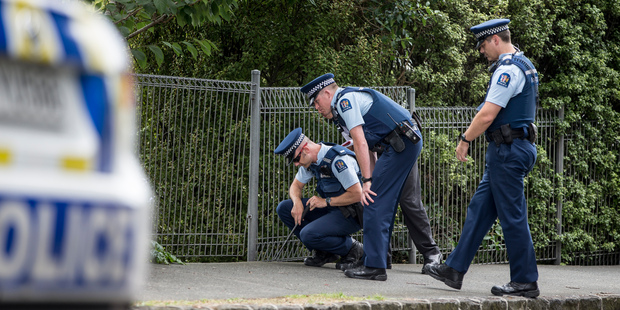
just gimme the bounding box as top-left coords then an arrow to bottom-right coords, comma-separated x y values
486,124 -> 534,145
371,118 -> 421,154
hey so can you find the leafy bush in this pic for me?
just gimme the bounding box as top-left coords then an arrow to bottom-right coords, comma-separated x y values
132,0 -> 619,265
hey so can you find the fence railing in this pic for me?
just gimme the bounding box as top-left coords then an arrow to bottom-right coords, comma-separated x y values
135,71 -> 619,265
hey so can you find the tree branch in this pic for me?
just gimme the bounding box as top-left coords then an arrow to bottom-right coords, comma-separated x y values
115,7 -> 142,25
126,14 -> 169,40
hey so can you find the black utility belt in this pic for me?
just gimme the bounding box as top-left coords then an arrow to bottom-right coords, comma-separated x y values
371,120 -> 421,154
486,123 -> 537,145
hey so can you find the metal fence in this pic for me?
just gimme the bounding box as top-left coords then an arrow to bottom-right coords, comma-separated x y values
135,71 -> 619,265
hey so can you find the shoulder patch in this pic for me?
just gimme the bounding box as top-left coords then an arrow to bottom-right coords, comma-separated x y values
339,99 -> 352,113
497,73 -> 511,88
334,159 -> 348,173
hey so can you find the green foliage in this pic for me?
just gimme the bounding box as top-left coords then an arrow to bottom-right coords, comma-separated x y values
85,0 -> 237,69
132,0 -> 619,264
150,240 -> 186,264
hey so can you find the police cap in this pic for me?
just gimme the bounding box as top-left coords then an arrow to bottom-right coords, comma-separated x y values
470,18 -> 510,48
300,73 -> 335,106
274,127 -> 306,165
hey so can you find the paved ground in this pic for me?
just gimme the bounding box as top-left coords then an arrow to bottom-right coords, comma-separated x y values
137,262 -> 620,303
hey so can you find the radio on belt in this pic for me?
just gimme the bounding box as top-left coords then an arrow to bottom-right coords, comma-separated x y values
388,113 -> 421,144
0,0 -> 153,309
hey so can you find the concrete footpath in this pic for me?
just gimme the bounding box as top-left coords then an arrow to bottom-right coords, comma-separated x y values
134,262 -> 620,309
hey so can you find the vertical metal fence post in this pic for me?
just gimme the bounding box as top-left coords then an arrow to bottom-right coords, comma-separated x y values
248,70 -> 261,261
406,88 -> 418,264
554,106 -> 565,265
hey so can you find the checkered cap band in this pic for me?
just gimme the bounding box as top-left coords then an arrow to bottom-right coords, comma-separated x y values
284,133 -> 305,157
475,25 -> 509,40
306,78 -> 335,98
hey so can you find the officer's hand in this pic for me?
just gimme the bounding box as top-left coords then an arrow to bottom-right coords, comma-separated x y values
307,196 -> 327,211
361,182 -> 376,206
291,203 -> 304,226
456,141 -> 469,162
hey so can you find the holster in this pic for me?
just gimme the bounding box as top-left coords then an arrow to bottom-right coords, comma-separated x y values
370,143 -> 385,155
528,122 -> 538,144
339,202 -> 364,227
500,124 -> 513,144
488,124 -> 531,145
490,128 -> 504,145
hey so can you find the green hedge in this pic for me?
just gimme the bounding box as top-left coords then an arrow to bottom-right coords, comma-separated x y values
134,0 -> 620,264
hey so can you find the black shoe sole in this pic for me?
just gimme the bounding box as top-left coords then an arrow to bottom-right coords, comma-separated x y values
426,269 -> 462,290
344,271 -> 387,281
491,287 -> 540,298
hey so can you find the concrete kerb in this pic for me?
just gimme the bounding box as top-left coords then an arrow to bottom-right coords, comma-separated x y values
132,294 -> 620,310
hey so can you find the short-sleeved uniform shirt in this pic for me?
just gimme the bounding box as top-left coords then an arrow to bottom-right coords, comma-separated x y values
295,144 -> 360,190
330,88 -> 373,136
480,52 -> 527,110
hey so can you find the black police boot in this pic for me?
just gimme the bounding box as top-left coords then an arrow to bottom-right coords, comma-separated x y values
339,257 -> 363,271
344,266 -> 387,281
304,250 -> 339,267
386,251 -> 392,269
421,253 -> 442,274
425,263 -> 464,290
491,281 -> 540,298
336,240 -> 363,270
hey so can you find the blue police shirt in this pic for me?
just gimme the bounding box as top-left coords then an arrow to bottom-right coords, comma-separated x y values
331,88 -> 373,133
482,52 -> 527,109
296,144 -> 361,190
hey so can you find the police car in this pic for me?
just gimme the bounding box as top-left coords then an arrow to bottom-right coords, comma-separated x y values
0,0 -> 152,307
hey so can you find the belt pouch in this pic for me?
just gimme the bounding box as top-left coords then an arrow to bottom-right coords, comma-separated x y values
386,130 -> 405,152
500,124 -> 513,144
491,129 -> 503,145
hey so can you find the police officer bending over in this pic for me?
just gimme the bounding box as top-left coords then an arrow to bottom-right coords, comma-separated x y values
425,18 -> 540,298
302,73 -> 424,281
274,128 -> 364,268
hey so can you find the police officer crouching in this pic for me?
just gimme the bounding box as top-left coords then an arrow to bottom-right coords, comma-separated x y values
274,128 -> 364,268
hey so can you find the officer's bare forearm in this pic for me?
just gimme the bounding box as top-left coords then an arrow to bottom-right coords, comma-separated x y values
330,184 -> 363,206
350,127 -> 373,178
289,179 -> 305,205
463,102 -> 501,140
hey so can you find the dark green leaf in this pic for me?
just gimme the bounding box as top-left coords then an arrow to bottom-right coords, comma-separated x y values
137,10 -> 151,20
143,3 -> 156,15
153,0 -> 167,14
163,41 -> 183,56
193,38 -> 212,55
148,45 -> 164,67
166,0 -> 178,14
176,10 -> 188,27
171,42 -> 184,56
220,6 -> 231,21
118,26 -> 130,37
182,41 -> 198,59
130,48 -> 147,68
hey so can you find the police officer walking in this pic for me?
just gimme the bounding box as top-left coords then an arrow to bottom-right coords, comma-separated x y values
425,19 -> 540,298
274,128 -> 364,268
301,74 -> 424,281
